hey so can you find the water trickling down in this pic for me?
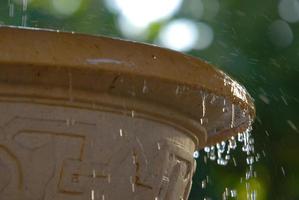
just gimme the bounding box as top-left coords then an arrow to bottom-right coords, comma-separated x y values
6,0 -> 28,26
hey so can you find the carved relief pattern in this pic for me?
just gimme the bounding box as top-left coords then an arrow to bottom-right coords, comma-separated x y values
0,103 -> 195,200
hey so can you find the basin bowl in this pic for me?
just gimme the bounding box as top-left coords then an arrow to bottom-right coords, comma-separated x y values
0,27 -> 254,200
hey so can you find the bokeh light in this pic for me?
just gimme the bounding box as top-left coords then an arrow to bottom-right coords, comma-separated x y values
117,16 -> 148,40
104,0 -> 183,28
158,18 -> 199,52
182,0 -> 220,20
195,22 -> 214,50
268,19 -> 293,48
52,0 -> 83,16
278,0 -> 299,23
183,0 -> 204,19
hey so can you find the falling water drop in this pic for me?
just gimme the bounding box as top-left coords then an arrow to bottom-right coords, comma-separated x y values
142,80 -> 148,93
229,137 -> 237,149
21,14 -> 27,26
204,146 -> 210,153
231,104 -> 235,128
22,0 -> 28,11
92,169 -> 96,178
175,85 -> 181,95
201,180 -> 207,189
281,166 -> 286,176
246,156 -> 254,165
66,119 -> 70,127
21,0 -> 28,26
91,189 -> 95,200
193,150 -> 199,158
9,2 -> 14,17
209,146 -> 216,160
200,93 -> 207,125
157,142 -> 161,150
107,174 -> 111,183
230,189 -> 237,197
202,93 -> 206,117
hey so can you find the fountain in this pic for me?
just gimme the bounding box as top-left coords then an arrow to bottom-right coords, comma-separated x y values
0,27 -> 255,200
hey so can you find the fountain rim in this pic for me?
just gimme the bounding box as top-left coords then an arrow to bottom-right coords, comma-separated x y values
0,26 -> 255,148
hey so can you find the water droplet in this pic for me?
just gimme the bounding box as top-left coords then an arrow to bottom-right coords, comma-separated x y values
230,189 -> 237,197
238,133 -> 244,142
22,15 -> 27,26
142,80 -> 148,93
202,93 -> 206,117
281,166 -> 286,176
246,156 -> 254,165
262,150 -> 266,157
92,169 -> 96,178
229,137 -> 237,149
204,147 -> 210,153
231,104 -> 235,128
201,126 -> 257,198
175,85 -> 181,95
201,180 -> 207,189
91,189 -> 95,200
107,174 -> 111,183
217,158 -> 228,166
193,151 -> 199,158
157,142 -> 161,150
232,157 -> 237,166
22,0 -> 28,11
210,95 -> 217,104
132,154 -> 136,164
209,146 -> 216,160
287,120 -> 298,132
9,3 -> 14,17
66,119 -> 70,127
216,141 -> 226,153
222,107 -> 228,113
119,129 -> 123,137
225,155 -> 230,160
255,153 -> 260,162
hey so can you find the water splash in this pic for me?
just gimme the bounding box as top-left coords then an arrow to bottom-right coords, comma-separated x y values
193,150 -> 199,158
202,125 -> 259,199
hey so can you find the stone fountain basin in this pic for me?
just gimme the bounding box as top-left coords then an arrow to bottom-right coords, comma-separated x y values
0,27 -> 254,200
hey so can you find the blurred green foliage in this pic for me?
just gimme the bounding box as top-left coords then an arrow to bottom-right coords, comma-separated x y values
0,0 -> 298,199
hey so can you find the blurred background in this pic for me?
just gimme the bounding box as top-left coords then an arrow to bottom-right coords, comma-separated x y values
0,0 -> 298,199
